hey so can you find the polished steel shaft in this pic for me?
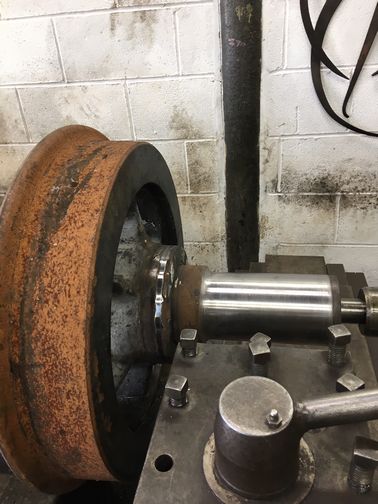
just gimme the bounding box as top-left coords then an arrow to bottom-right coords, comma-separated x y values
200,273 -> 341,338
341,298 -> 366,323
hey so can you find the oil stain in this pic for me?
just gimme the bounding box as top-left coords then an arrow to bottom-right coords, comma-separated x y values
0,110 -> 8,140
109,9 -> 157,47
259,214 -> 272,240
281,167 -> 378,194
169,106 -> 201,139
340,194 -> 378,211
187,141 -> 217,192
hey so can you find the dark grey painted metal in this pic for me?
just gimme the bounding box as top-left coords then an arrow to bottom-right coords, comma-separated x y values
220,0 -> 261,271
134,337 -> 378,503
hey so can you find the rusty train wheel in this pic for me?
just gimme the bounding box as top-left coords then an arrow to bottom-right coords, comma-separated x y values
0,125 -> 183,493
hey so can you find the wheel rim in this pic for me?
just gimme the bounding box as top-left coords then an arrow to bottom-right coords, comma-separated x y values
0,125 -> 183,493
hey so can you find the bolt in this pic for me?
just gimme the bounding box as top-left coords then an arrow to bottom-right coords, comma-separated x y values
266,408 -> 282,428
249,333 -> 271,377
327,324 -> 351,367
348,436 -> 378,494
165,375 -> 189,408
180,328 -> 198,358
336,373 -> 365,393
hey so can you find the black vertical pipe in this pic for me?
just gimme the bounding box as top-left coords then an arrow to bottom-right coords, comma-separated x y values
220,0 -> 262,271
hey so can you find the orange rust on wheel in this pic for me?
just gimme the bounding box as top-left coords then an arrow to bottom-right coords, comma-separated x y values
0,125 -> 183,493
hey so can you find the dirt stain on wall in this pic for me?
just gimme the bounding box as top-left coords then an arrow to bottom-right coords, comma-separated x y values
169,106 -> 202,139
109,9 -> 157,48
340,194 -> 378,211
281,167 -> 378,194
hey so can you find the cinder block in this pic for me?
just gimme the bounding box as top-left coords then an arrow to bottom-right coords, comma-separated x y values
116,0 -> 203,5
178,194 -> 225,242
296,69 -> 351,134
285,0 -> 321,69
0,18 -> 62,84
259,194 -> 336,245
184,241 -> 227,271
261,71 -> 349,136
129,77 -> 217,140
0,145 -> 34,191
19,84 -> 132,142
260,136 -> 280,193
0,0 -> 206,18
0,89 -> 28,142
176,4 -> 216,74
186,140 -> 218,193
151,141 -> 188,193
280,136 -> 378,193
55,10 -> 177,81
348,66 -> 378,134
262,0 -> 285,72
286,0 -> 378,69
338,195 -> 378,244
0,0 -> 114,18
261,73 -> 297,136
270,244 -> 378,286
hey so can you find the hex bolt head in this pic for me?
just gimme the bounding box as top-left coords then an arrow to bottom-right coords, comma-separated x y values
348,436 -> 378,494
165,375 -> 189,408
180,328 -> 198,358
327,324 -> 352,367
336,373 -> 365,393
266,408 -> 282,429
249,333 -> 271,377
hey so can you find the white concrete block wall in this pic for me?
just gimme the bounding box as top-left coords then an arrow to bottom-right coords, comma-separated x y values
0,0 -> 226,270
260,0 -> 378,284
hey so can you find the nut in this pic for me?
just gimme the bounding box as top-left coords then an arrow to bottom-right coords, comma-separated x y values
165,375 -> 189,408
336,373 -> 365,393
180,328 -> 198,358
266,408 -> 282,428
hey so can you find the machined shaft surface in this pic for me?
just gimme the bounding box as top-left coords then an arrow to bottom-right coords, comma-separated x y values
341,298 -> 366,323
200,272 -> 341,338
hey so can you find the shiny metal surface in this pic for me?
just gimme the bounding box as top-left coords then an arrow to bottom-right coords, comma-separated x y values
359,287 -> 378,336
296,388 -> 378,430
214,376 -> 297,499
200,273 -> 341,338
341,298 -> 366,323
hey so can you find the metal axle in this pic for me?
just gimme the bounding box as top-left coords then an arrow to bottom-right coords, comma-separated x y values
173,266 -> 374,340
